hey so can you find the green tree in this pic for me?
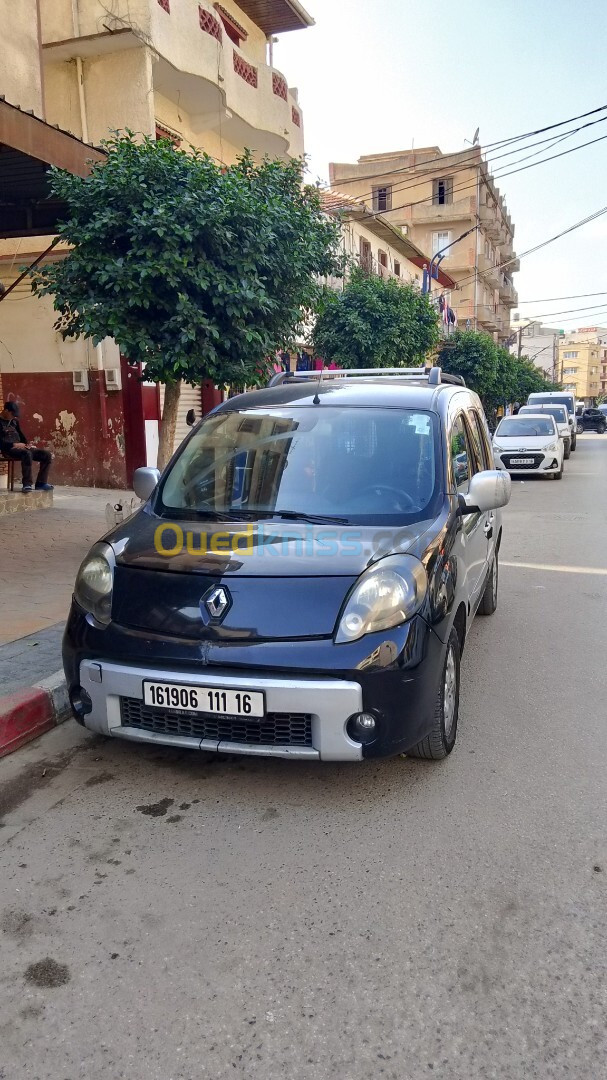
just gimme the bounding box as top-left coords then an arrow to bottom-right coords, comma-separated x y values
437,329 -> 499,399
312,267 -> 439,368
439,331 -> 553,424
30,134 -> 342,467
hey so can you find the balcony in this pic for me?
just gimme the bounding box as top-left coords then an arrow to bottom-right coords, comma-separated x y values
41,0 -> 303,159
478,253 -> 500,286
499,278 -> 518,307
406,196 -> 476,225
480,202 -> 501,241
477,304 -> 499,331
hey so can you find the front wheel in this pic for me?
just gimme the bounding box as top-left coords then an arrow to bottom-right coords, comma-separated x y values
564,443 -> 571,459
407,628 -> 460,760
555,465 -> 563,479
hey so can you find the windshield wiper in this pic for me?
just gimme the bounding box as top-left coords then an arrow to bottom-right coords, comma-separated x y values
265,510 -> 351,525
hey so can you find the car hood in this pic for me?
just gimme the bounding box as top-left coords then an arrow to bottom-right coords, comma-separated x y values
105,508 -> 439,640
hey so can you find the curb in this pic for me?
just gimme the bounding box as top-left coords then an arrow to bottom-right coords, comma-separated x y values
0,670 -> 70,758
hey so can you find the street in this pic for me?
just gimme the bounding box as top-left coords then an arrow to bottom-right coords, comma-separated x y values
1,438 -> 606,1080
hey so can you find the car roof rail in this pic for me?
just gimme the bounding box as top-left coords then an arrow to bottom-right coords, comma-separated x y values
267,366 -> 466,388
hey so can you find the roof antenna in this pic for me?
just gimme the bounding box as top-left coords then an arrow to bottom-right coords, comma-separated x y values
312,361 -> 325,405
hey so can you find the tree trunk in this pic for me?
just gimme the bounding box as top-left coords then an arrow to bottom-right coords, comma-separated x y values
157,381 -> 181,471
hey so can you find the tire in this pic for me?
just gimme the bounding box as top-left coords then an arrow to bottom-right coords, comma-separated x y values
555,465 -> 563,479
564,443 -> 571,459
478,551 -> 499,615
407,628 -> 460,760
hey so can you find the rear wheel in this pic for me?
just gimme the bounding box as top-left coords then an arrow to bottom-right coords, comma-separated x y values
407,629 -> 460,760
564,443 -> 571,459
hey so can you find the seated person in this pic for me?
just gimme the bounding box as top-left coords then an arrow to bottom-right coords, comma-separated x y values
0,402 -> 53,493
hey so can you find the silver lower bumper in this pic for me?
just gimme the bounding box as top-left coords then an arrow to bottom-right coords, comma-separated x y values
79,659 -> 364,761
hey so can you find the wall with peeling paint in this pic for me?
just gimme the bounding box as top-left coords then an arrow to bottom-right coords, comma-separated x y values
2,372 -> 127,488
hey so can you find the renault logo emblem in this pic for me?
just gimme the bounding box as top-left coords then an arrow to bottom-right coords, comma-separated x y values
202,585 -> 231,623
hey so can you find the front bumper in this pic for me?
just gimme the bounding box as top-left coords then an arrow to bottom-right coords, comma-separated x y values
64,606 -> 445,761
494,451 -> 561,474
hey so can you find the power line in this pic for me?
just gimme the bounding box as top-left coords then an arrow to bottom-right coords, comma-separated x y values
353,113 -> 607,207
329,102 -> 607,188
524,301 -> 607,320
517,291 -> 607,304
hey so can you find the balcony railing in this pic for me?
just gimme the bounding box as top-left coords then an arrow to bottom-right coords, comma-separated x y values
407,196 -> 476,223
477,304 -> 499,330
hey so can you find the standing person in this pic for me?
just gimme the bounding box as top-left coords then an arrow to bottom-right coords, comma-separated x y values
0,402 -> 53,493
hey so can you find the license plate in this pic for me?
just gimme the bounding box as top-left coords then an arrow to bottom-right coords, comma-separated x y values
143,681 -> 265,717
510,457 -> 534,465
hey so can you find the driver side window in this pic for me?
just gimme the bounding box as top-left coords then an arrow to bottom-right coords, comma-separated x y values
449,414 -> 472,494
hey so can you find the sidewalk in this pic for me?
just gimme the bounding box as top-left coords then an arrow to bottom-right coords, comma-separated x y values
0,486 -> 137,755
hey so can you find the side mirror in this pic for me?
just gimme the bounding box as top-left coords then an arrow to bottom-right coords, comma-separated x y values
133,467 -> 160,502
458,469 -> 511,515
186,409 -> 196,427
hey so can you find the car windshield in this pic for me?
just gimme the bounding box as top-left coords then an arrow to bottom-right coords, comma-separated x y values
519,406 -> 567,424
528,395 -> 574,414
496,418 -> 555,437
158,406 -> 441,525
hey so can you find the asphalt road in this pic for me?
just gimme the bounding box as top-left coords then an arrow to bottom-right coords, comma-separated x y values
1,436 -> 606,1080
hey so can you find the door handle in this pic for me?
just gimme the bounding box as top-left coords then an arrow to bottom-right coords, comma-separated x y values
484,515 -> 494,538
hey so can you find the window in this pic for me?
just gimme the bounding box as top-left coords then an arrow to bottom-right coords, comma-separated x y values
214,2 -> 247,45
432,231 -> 451,256
159,407 -> 441,526
469,410 -> 492,469
372,186 -> 392,212
563,351 -> 578,359
449,414 -> 473,494
432,177 -> 453,205
563,367 -> 578,375
378,250 -> 388,268
393,260 -> 401,278
359,238 -> 372,272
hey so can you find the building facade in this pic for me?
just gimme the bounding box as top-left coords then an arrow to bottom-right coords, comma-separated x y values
509,317 -> 564,381
329,147 -> 519,344
319,190 -> 456,297
556,328 -> 607,404
0,0 -> 312,486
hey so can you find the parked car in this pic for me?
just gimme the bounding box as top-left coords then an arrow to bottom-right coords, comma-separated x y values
527,392 -> 577,451
517,404 -> 571,458
64,366 -> 511,764
493,413 -> 564,479
598,404 -> 607,421
578,408 -> 607,433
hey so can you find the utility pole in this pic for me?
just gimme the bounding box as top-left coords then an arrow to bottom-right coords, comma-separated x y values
517,325 -> 523,360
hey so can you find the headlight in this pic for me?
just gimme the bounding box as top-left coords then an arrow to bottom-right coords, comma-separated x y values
493,444 -> 504,452
544,442 -> 558,452
335,555 -> 427,644
74,543 -> 114,625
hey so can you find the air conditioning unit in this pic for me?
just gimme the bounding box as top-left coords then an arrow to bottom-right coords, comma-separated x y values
73,370 -> 89,392
104,368 -> 122,391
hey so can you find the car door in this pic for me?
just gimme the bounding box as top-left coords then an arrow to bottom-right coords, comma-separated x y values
468,407 -> 498,567
448,410 -> 488,611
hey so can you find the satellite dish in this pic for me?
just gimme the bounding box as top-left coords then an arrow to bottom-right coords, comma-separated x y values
472,127 -> 480,146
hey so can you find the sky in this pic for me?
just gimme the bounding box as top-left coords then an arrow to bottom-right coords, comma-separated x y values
275,0 -> 607,331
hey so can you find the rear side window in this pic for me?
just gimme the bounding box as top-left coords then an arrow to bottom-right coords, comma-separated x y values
468,409 -> 492,470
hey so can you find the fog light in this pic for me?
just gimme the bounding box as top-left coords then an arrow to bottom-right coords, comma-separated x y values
70,686 -> 92,723
346,711 -> 378,744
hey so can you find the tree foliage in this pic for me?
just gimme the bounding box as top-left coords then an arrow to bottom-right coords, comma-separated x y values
438,329 -> 553,422
29,134 -> 343,463
312,267 -> 439,368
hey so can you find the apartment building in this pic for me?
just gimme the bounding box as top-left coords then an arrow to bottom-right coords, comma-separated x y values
509,317 -> 564,380
329,147 -> 519,344
557,328 -> 607,404
319,190 -> 456,294
0,0 -> 312,486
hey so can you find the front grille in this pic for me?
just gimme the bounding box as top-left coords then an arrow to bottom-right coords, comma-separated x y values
500,454 -> 543,470
119,697 -> 313,747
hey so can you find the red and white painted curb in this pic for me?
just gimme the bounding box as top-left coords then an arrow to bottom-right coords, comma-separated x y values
0,670 -> 69,758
